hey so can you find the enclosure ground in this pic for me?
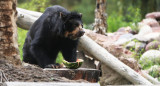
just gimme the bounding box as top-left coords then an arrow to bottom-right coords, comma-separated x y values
4,82 -> 100,86
0,59 -> 87,82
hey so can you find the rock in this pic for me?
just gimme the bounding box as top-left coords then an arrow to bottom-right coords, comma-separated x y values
138,25 -> 152,36
145,41 -> 160,51
117,26 -> 133,33
139,18 -> 160,27
126,41 -> 136,50
106,45 -> 124,57
139,50 -> 160,68
135,42 -> 146,53
146,12 -> 160,19
152,27 -> 160,32
135,32 -> 160,42
120,57 -> 140,71
125,41 -> 146,54
100,63 -> 131,85
114,33 -> 134,45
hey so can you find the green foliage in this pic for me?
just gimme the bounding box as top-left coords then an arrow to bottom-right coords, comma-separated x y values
148,65 -> 160,81
18,0 -> 142,32
18,0 -> 51,12
107,6 -> 141,32
71,0 -> 95,24
107,13 -> 132,32
17,28 -> 28,60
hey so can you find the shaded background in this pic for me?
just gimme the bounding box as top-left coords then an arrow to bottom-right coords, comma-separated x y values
18,0 -> 160,32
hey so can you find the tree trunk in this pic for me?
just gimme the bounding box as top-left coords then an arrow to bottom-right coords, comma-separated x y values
0,0 -> 21,65
93,0 -> 107,35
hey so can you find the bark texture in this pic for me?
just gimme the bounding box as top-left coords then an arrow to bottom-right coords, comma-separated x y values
0,0 -> 21,65
45,68 -> 100,82
93,0 -> 107,34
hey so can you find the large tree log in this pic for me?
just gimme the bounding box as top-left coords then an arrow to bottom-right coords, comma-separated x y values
16,9 -> 152,85
79,35 -> 152,85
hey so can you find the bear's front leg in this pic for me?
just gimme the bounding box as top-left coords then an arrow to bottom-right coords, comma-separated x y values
30,45 -> 57,68
61,46 -> 77,62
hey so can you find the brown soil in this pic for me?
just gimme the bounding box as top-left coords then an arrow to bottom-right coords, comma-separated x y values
0,59 -> 86,82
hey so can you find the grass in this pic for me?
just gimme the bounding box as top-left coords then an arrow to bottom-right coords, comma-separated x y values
17,27 -> 63,63
17,28 -> 28,60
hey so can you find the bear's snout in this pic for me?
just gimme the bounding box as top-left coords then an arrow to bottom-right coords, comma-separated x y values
77,30 -> 85,37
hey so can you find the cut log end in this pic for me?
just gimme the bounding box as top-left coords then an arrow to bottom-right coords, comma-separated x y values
44,68 -> 101,82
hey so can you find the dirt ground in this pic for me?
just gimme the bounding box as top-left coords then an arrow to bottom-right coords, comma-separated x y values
0,59 -> 87,82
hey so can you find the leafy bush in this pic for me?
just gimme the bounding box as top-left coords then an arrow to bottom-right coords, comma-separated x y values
107,6 -> 141,32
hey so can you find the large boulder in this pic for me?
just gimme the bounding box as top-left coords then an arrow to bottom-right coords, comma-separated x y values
139,50 -> 160,69
146,12 -> 160,20
138,25 -> 152,36
114,33 -> 134,45
139,18 -> 159,27
135,32 -> 160,42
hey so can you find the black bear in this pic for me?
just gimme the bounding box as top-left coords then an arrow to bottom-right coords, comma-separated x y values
23,5 -> 85,68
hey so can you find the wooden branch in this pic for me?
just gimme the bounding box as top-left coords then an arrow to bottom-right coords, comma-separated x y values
17,8 -> 42,18
17,8 -> 152,85
141,71 -> 160,84
17,11 -> 38,30
79,35 -> 152,85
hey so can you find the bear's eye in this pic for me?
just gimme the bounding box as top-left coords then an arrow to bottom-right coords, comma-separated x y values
81,24 -> 83,28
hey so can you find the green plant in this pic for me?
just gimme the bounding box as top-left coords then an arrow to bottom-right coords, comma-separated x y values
107,13 -> 131,32
17,28 -> 28,60
18,0 -> 51,12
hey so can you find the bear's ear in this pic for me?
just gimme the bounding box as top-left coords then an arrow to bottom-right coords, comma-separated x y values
60,12 -> 66,19
79,13 -> 82,18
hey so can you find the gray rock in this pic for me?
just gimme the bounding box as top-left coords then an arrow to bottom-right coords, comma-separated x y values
139,18 -> 160,27
146,12 -> 160,19
114,33 -> 134,45
126,41 -> 136,50
134,32 -> 160,42
145,41 -> 160,51
138,25 -> 152,36
135,42 -> 146,53
139,50 -> 160,68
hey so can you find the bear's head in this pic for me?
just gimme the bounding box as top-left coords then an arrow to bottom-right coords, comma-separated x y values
60,12 -> 85,40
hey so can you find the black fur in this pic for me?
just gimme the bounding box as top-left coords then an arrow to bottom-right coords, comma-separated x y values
23,5 -> 84,68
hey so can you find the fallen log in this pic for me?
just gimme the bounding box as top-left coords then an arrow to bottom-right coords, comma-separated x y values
17,8 -> 152,85
17,8 -> 42,18
17,11 -> 37,30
